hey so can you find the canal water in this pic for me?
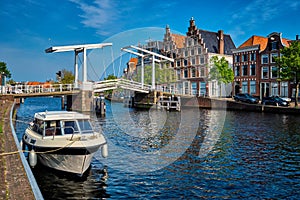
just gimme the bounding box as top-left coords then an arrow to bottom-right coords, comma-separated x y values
15,97 -> 300,199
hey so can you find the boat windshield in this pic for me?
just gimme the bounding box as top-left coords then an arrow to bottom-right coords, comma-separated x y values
63,120 -> 79,134
77,119 -> 93,134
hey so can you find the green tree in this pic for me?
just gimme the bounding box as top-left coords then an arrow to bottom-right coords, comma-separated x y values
209,56 -> 234,97
6,79 -> 16,85
132,64 -> 176,85
104,74 -> 117,80
60,69 -> 74,84
103,74 -> 117,96
275,41 -> 300,107
0,61 -> 12,78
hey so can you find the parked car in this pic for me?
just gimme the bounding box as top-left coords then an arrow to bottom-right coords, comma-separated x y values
262,96 -> 290,107
234,93 -> 259,104
276,96 -> 291,102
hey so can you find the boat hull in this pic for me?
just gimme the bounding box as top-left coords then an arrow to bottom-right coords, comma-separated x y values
38,153 -> 95,174
22,135 -> 104,174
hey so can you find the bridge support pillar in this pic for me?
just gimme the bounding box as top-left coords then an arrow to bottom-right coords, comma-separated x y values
66,82 -> 94,112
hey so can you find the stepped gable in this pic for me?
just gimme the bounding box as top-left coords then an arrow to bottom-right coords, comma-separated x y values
186,17 -> 236,55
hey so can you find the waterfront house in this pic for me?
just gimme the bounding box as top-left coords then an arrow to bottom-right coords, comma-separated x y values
132,17 -> 236,97
232,32 -> 296,99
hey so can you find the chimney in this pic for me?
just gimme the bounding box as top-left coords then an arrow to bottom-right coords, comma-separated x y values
296,35 -> 299,40
218,30 -> 224,54
190,17 -> 195,27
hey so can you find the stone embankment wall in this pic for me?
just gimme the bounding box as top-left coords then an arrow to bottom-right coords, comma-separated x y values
183,97 -> 300,114
0,95 -> 35,199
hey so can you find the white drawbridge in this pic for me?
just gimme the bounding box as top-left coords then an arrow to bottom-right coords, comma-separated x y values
93,78 -> 152,93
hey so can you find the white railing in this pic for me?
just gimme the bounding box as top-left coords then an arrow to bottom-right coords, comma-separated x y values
93,78 -> 152,93
0,83 -> 75,94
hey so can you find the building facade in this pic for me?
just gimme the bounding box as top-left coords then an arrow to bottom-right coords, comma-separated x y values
161,18 -> 236,97
232,32 -> 293,99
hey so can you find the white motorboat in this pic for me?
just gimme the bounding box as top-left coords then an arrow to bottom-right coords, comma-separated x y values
22,111 -> 108,175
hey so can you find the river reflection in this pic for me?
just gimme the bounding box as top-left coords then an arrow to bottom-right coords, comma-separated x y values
15,97 -> 300,199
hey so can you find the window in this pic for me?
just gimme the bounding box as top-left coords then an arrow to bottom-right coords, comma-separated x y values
271,41 -> 278,50
250,53 -> 256,61
176,60 -> 181,67
191,67 -> 196,77
198,47 -> 201,54
242,65 -> 248,76
63,120 -> 79,134
184,59 -> 188,66
78,119 -> 93,134
235,65 -> 240,76
250,64 -> 256,76
262,67 -> 269,79
262,54 -> 269,64
188,39 -> 192,47
200,67 -> 205,77
250,81 -> 256,94
184,81 -> 189,95
191,57 -> 196,65
271,53 -> 278,63
185,50 -> 188,57
235,55 -> 240,63
212,81 -> 217,96
191,82 -> 197,95
242,81 -> 248,93
200,82 -> 206,96
271,66 -> 278,78
280,82 -> 288,97
242,54 -> 248,62
177,70 -> 180,80
184,69 -> 188,78
200,56 -> 205,64
271,82 -> 278,96
191,49 -> 194,56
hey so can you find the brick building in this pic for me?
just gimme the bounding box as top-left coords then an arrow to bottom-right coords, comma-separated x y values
134,17 -> 236,97
232,32 -> 293,99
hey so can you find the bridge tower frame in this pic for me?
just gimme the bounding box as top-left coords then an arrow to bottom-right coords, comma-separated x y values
121,45 -> 174,90
45,43 -> 112,89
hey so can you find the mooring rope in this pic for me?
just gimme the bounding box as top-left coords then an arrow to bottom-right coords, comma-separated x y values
0,138 -> 79,157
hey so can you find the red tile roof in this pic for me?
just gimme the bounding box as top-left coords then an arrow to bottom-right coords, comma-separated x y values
239,35 -> 291,51
239,35 -> 268,51
171,33 -> 185,49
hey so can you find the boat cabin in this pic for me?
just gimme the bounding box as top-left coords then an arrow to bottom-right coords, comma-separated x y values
31,111 -> 94,138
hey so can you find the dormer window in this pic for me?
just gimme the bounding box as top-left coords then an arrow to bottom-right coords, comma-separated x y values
271,41 -> 278,50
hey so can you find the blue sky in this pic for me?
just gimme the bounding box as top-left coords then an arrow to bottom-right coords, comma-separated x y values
0,0 -> 299,82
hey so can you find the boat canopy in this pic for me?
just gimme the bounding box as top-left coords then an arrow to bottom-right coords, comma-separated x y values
34,111 -> 90,121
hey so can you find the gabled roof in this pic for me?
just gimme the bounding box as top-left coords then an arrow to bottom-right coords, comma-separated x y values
239,35 -> 268,51
171,33 -> 185,49
239,35 -> 291,51
199,30 -> 236,54
282,38 -> 290,47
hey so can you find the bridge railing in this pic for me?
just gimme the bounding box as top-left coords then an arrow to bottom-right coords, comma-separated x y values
0,84 -> 75,94
93,78 -> 152,93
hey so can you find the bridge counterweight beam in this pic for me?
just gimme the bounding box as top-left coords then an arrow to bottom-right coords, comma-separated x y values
152,55 -> 155,90
83,48 -> 87,83
141,58 -> 144,89
74,51 -> 79,88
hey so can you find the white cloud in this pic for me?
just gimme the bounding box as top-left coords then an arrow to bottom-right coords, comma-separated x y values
228,0 -> 300,42
69,0 -> 125,36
